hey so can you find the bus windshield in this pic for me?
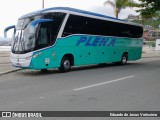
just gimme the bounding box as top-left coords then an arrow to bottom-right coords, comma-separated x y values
13,16 -> 40,53
12,12 -> 66,54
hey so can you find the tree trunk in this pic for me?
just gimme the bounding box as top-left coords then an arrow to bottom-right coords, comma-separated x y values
115,9 -> 119,18
116,13 -> 118,18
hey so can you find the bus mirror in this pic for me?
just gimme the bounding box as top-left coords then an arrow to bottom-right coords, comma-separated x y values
4,25 -> 15,38
31,19 -> 53,27
30,19 -> 53,33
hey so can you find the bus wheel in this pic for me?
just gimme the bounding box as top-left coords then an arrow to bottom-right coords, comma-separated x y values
59,56 -> 71,72
120,53 -> 128,65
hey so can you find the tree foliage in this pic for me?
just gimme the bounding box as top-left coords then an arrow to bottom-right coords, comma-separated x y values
104,0 -> 138,18
138,0 -> 160,15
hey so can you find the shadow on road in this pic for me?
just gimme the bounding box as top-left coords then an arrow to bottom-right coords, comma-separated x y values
17,62 -> 140,76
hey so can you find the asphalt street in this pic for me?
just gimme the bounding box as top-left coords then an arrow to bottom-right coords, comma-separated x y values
0,58 -> 160,120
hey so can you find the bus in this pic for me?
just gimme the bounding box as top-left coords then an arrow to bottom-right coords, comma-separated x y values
4,7 -> 143,72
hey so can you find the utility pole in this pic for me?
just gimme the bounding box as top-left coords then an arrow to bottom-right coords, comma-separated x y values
42,0 -> 44,8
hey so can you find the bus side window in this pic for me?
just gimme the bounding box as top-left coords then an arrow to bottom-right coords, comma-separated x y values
62,14 -> 143,38
37,23 -> 50,48
43,12 -> 66,42
62,15 -> 86,37
36,12 -> 66,49
39,27 -> 48,45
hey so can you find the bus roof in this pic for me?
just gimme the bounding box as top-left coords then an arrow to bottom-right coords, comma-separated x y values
19,7 -> 142,27
20,7 -> 122,20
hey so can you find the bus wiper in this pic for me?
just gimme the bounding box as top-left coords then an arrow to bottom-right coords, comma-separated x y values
19,30 -> 25,52
12,32 -> 19,52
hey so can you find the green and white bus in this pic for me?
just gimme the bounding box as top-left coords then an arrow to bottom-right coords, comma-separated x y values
4,7 -> 143,72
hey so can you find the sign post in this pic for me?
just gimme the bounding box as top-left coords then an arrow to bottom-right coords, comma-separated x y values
155,39 -> 160,50
42,0 -> 44,8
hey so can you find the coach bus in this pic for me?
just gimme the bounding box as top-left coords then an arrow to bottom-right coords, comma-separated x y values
4,7 -> 143,72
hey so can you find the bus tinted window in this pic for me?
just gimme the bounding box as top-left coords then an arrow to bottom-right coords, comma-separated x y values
63,14 -> 143,38
62,15 -> 86,37
36,12 -> 66,49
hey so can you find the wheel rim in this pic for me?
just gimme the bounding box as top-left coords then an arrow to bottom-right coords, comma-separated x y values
63,59 -> 70,70
122,56 -> 127,64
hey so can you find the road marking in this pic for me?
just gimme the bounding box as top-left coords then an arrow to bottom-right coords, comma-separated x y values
40,96 -> 45,99
73,76 -> 135,91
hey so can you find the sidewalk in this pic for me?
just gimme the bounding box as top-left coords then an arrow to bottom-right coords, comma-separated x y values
142,46 -> 160,58
0,49 -> 160,75
0,51 -> 21,75
142,51 -> 160,58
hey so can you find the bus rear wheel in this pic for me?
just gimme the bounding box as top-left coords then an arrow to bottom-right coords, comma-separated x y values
59,56 -> 71,72
120,53 -> 128,65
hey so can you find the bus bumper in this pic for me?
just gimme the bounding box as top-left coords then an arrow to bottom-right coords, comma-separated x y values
10,52 -> 33,68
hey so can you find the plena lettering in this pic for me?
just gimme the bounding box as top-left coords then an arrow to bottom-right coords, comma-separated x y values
76,36 -> 116,47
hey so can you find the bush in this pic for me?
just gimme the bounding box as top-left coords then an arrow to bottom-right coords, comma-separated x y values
152,42 -> 155,47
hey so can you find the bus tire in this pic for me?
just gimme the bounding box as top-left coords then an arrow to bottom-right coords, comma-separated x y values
120,53 -> 128,65
59,56 -> 71,72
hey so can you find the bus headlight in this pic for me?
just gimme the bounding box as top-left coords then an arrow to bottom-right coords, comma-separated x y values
25,56 -> 33,60
32,52 -> 42,58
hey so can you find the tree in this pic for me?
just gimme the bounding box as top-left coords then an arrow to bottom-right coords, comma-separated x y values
104,0 -> 138,18
139,13 -> 157,25
138,0 -> 160,16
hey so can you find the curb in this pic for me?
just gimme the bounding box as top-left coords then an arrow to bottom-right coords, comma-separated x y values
0,69 -> 22,76
0,62 -> 11,64
142,56 -> 160,58
0,56 -> 10,57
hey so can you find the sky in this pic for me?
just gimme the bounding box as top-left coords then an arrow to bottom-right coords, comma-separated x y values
0,0 -> 140,38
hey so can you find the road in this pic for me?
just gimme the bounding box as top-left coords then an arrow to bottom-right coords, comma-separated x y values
0,58 -> 160,119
